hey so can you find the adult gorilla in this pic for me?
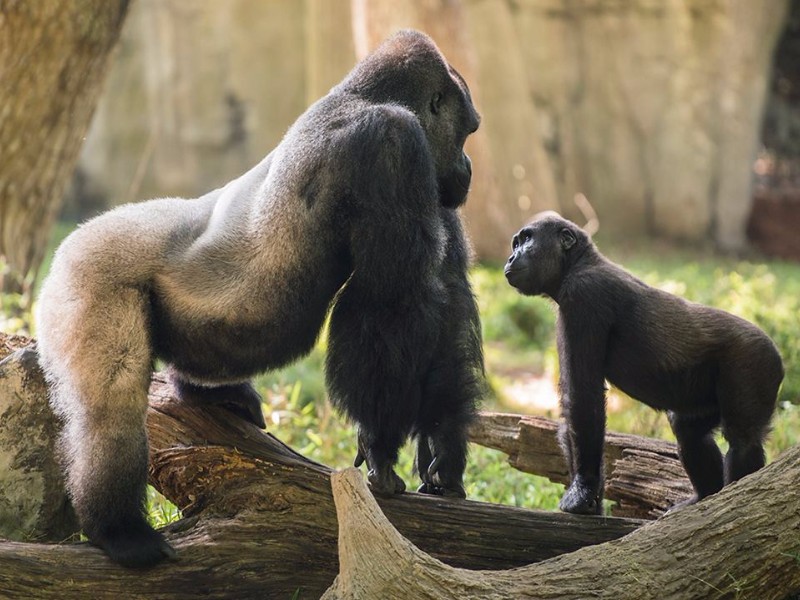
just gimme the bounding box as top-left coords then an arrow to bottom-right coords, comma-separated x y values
36,30 -> 484,568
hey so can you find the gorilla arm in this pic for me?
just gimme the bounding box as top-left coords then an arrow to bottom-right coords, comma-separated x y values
555,293 -> 612,515
325,105 -> 446,496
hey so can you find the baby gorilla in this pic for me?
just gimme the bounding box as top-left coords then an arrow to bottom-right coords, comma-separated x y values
505,212 -> 784,515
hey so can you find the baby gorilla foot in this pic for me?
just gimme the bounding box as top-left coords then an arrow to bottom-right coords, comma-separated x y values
559,480 -> 602,515
171,374 -> 266,429
92,521 -> 177,569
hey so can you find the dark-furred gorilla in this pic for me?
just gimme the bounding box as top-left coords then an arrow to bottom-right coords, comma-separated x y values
36,30 -> 485,568
504,212 -> 783,515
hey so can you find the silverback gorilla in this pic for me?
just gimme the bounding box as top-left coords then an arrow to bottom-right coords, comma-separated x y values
36,30 -> 485,568
504,212 -> 783,515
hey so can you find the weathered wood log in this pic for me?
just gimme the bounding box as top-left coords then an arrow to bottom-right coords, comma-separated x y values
469,412 -> 693,518
0,336 -> 643,599
322,457 -> 800,600
0,339 -> 77,541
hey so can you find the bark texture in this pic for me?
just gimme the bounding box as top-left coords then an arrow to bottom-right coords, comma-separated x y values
0,338 -> 76,541
0,0 -> 129,298
322,462 -> 800,600
469,412 -> 693,518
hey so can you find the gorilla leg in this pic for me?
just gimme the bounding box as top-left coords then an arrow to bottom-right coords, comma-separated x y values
414,224 -> 482,498
418,416 -> 470,498
327,285 -> 437,496
170,373 -> 266,428
718,361 -> 779,484
416,354 -> 476,498
42,286 -> 175,567
557,420 -> 576,481
66,408 -> 174,567
415,435 -> 435,493
355,427 -> 407,495
668,411 -> 724,508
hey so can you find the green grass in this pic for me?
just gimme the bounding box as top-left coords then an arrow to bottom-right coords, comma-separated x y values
10,221 -> 800,523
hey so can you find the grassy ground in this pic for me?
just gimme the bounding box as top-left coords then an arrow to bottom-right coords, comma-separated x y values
7,222 -> 800,523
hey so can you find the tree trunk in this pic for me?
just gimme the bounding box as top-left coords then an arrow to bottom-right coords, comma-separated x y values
0,0 -> 130,302
322,460 -> 800,600
0,334 -> 643,599
469,412 -> 693,519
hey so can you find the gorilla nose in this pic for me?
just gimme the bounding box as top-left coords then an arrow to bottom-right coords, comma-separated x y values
503,257 -> 516,278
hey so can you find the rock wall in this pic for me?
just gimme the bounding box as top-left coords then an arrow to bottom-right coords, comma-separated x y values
72,0 -> 789,257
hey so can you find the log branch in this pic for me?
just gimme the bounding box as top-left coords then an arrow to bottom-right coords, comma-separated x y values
323,456 -> 800,599
469,412 -> 693,518
0,337 -> 643,598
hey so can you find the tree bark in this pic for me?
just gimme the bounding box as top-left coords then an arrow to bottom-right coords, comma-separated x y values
0,0 -> 130,302
469,412 -> 693,518
0,335 -> 643,599
322,459 -> 800,600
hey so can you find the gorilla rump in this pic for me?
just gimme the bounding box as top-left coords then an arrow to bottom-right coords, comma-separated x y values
505,212 -> 783,515
36,30 -> 485,568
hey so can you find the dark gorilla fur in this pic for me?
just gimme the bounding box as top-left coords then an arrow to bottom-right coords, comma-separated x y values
504,212 -> 784,515
36,30 -> 484,568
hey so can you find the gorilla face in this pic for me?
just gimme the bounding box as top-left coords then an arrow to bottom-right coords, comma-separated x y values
428,68 -> 480,209
339,30 -> 481,210
437,150 -> 472,209
505,213 -> 581,298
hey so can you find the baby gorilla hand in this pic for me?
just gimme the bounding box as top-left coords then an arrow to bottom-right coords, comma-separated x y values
559,478 -> 602,515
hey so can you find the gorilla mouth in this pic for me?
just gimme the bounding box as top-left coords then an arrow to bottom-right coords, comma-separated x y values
455,172 -> 471,193
503,266 -> 524,289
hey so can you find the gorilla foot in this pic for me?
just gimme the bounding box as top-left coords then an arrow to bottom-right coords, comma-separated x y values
92,524 -> 177,569
417,481 -> 466,498
665,494 -> 701,514
559,480 -> 602,515
367,466 -> 406,496
171,375 -> 266,429
416,453 -> 467,498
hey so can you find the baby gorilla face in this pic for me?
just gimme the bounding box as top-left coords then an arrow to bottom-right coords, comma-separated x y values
504,225 -> 539,294
504,213 -> 581,299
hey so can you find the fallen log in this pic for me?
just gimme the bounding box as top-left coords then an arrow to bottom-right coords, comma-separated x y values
0,335 -> 643,599
469,412 -> 693,518
322,458 -> 800,600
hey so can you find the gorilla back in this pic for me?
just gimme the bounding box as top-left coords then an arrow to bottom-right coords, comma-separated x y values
36,30 -> 483,568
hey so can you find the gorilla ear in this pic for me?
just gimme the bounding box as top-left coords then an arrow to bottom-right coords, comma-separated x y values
559,228 -> 577,251
430,92 -> 443,115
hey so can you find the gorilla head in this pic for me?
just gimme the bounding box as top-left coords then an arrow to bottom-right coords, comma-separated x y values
341,30 -> 480,208
504,211 -> 590,298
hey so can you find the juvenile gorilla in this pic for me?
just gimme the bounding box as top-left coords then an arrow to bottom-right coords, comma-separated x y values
36,30 -> 484,568
504,213 -> 783,515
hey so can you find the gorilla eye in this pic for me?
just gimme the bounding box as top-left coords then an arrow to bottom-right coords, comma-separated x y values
430,92 -> 443,115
